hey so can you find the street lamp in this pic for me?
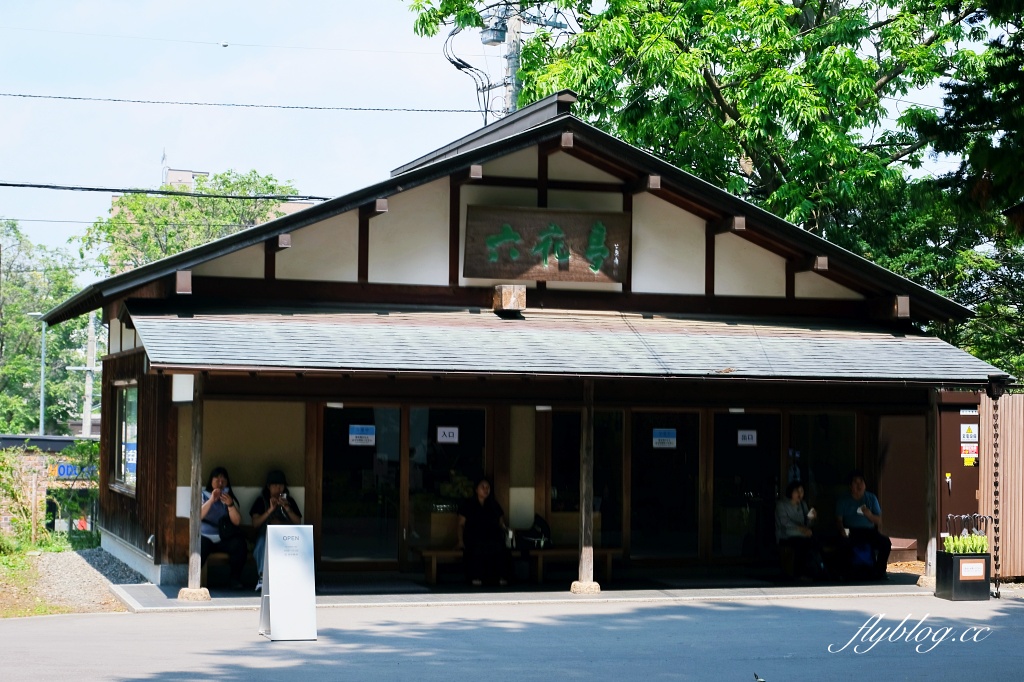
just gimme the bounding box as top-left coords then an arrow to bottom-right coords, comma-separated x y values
27,312 -> 46,436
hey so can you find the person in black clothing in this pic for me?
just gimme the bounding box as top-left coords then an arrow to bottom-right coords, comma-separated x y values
457,477 -> 510,586
250,469 -> 302,592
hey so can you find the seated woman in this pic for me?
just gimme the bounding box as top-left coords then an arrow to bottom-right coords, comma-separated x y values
249,469 -> 302,592
775,481 -> 822,580
457,477 -> 510,587
200,466 -> 248,589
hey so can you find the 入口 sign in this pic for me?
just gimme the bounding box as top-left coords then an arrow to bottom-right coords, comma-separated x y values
437,427 -> 459,444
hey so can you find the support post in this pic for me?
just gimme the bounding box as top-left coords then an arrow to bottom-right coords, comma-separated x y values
572,378 -> 599,593
178,372 -> 210,600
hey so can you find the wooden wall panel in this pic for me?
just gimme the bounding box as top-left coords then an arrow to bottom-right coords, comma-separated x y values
981,393 -> 1024,578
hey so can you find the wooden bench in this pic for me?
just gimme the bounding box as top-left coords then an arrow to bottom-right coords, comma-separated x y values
418,548 -> 463,585
527,547 -> 622,584
417,547 -> 622,585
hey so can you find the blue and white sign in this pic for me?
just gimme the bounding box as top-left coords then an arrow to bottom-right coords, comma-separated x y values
124,443 -> 137,473
349,424 -> 376,446
738,430 -> 757,446
652,428 -> 677,449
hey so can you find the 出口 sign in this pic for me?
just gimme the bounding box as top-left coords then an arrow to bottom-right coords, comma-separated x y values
464,205 -> 631,283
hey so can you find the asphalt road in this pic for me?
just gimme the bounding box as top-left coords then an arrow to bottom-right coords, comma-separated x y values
4,593 -> 1023,680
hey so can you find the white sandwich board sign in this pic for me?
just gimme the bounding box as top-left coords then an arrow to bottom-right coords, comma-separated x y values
258,525 -> 317,641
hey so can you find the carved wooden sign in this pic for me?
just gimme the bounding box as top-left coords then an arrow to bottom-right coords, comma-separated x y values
464,205 -> 631,283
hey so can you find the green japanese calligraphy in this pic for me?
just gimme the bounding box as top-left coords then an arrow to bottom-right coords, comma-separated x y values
485,223 -> 524,262
532,223 -> 570,267
586,221 -> 610,273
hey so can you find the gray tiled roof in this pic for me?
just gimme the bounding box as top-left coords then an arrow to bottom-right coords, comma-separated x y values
129,308 -> 1004,384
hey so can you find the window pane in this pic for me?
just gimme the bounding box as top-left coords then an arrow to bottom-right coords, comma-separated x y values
116,386 -> 138,490
408,408 -> 486,554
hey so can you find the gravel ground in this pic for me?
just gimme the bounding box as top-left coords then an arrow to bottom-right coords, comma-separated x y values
29,548 -> 148,613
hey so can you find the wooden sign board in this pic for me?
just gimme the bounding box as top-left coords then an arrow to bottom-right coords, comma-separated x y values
464,205 -> 631,283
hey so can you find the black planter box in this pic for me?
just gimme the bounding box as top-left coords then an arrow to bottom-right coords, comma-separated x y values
935,551 -> 990,601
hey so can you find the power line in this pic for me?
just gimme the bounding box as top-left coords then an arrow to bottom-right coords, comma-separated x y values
4,217 -> 259,229
0,92 -> 485,114
0,24 -> 495,57
0,181 -> 329,201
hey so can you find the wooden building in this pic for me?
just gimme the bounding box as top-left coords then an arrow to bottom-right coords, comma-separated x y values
45,91 -> 1011,588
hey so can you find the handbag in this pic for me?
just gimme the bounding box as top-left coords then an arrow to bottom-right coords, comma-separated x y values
217,512 -> 241,540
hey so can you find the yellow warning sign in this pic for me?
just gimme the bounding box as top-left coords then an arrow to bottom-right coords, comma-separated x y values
960,424 -> 979,442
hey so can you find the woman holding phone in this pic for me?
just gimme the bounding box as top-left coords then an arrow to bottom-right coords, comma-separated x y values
249,469 -> 301,591
200,466 -> 248,589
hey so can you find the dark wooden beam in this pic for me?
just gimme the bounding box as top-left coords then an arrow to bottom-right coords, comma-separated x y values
625,174 -> 661,194
793,255 -> 829,272
538,146 -> 549,208
357,199 -> 388,283
622,192 -> 633,293
186,274 -> 919,323
712,214 -> 746,234
452,164 -> 485,186
449,175 -> 461,287
175,270 -> 192,295
705,223 -> 716,296
263,235 -> 291,280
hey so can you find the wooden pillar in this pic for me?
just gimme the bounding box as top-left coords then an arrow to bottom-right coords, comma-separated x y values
572,378 -> 599,593
178,372 -> 210,600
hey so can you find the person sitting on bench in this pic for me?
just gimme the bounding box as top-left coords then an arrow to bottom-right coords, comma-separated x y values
456,477 -> 510,587
835,470 -> 891,580
200,466 -> 247,589
775,481 -> 822,580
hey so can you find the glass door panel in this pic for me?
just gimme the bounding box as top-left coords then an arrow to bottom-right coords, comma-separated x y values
549,410 -> 623,548
712,413 -> 780,559
322,406 -> 400,561
407,407 -> 486,557
630,412 -> 700,558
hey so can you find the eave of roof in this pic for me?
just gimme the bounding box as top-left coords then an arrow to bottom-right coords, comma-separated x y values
127,306 -> 1009,386
45,92 -> 973,325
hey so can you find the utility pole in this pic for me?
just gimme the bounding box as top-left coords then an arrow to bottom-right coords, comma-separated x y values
68,310 -> 99,436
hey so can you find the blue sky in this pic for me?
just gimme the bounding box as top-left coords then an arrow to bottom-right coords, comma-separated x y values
0,2 -> 511,261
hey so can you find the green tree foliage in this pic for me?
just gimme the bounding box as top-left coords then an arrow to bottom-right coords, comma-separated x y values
409,1 -> 1024,376
410,1 -> 987,238
0,221 -> 97,435
923,1 -> 1024,214
80,170 -> 298,274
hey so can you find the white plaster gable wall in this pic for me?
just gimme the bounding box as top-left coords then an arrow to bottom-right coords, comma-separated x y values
369,178 -> 449,285
481,146 -> 537,178
548,151 -> 622,183
191,243 -> 264,279
108,319 -> 122,354
108,319 -> 139,354
631,192 -> 705,295
276,210 -> 358,282
547,190 -> 622,212
795,271 -> 864,299
715,232 -> 786,296
459,185 -> 539,287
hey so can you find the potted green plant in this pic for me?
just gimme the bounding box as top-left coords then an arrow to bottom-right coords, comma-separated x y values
935,534 -> 990,601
